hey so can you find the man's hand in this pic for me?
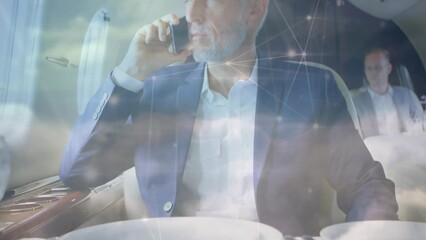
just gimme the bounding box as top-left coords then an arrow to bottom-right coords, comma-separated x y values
117,14 -> 192,82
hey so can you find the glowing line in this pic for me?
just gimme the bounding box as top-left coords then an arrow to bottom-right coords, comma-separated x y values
229,20 -> 308,64
272,0 -> 304,52
281,59 -> 304,109
303,0 -> 321,54
303,61 -> 315,113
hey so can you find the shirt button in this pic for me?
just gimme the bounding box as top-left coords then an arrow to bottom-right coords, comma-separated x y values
92,112 -> 98,120
163,201 -> 173,212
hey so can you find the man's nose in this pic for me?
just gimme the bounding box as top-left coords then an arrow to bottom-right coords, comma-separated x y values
186,0 -> 205,24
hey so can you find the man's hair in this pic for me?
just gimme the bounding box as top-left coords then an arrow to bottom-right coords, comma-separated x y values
364,47 -> 391,62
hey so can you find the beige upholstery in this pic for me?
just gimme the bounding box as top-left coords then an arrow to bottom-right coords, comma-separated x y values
123,167 -> 148,219
390,64 -> 415,91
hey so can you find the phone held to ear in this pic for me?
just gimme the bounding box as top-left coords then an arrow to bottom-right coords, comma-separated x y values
170,17 -> 190,55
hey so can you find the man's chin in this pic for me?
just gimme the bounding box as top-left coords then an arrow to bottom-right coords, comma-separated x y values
193,55 -> 227,64
193,47 -> 235,63
193,51 -> 217,63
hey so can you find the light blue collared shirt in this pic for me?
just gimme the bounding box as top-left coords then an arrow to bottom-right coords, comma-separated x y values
368,85 -> 402,135
175,60 -> 259,221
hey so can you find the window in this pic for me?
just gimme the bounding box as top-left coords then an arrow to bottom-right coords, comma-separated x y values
0,0 -> 44,146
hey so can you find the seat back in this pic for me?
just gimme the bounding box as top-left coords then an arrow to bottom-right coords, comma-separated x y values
389,64 -> 415,91
287,61 -> 362,138
123,167 -> 148,219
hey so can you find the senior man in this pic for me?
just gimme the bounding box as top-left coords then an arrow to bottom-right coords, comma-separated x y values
60,0 -> 398,235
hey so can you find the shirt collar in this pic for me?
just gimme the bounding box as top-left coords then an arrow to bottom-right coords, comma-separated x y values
368,84 -> 393,98
201,59 -> 259,97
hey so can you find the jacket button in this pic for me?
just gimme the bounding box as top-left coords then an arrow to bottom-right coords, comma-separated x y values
163,201 -> 173,212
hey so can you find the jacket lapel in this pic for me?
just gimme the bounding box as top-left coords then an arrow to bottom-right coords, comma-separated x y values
253,59 -> 286,191
363,92 -> 379,136
175,63 -> 205,179
391,89 -> 407,131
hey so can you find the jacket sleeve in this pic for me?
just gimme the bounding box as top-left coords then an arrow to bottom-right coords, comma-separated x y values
59,77 -> 141,189
320,71 -> 399,221
408,90 -> 424,123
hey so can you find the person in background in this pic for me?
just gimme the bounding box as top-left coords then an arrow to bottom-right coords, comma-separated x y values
352,47 -> 424,138
60,0 -> 398,236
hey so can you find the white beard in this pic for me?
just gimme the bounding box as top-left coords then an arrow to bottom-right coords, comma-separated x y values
191,17 -> 247,63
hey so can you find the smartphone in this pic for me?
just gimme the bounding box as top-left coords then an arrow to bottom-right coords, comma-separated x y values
170,17 -> 189,55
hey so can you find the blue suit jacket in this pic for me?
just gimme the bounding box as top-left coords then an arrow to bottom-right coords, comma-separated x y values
60,58 -> 398,235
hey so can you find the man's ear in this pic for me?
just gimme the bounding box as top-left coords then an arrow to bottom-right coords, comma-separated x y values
246,0 -> 269,26
387,63 -> 392,75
